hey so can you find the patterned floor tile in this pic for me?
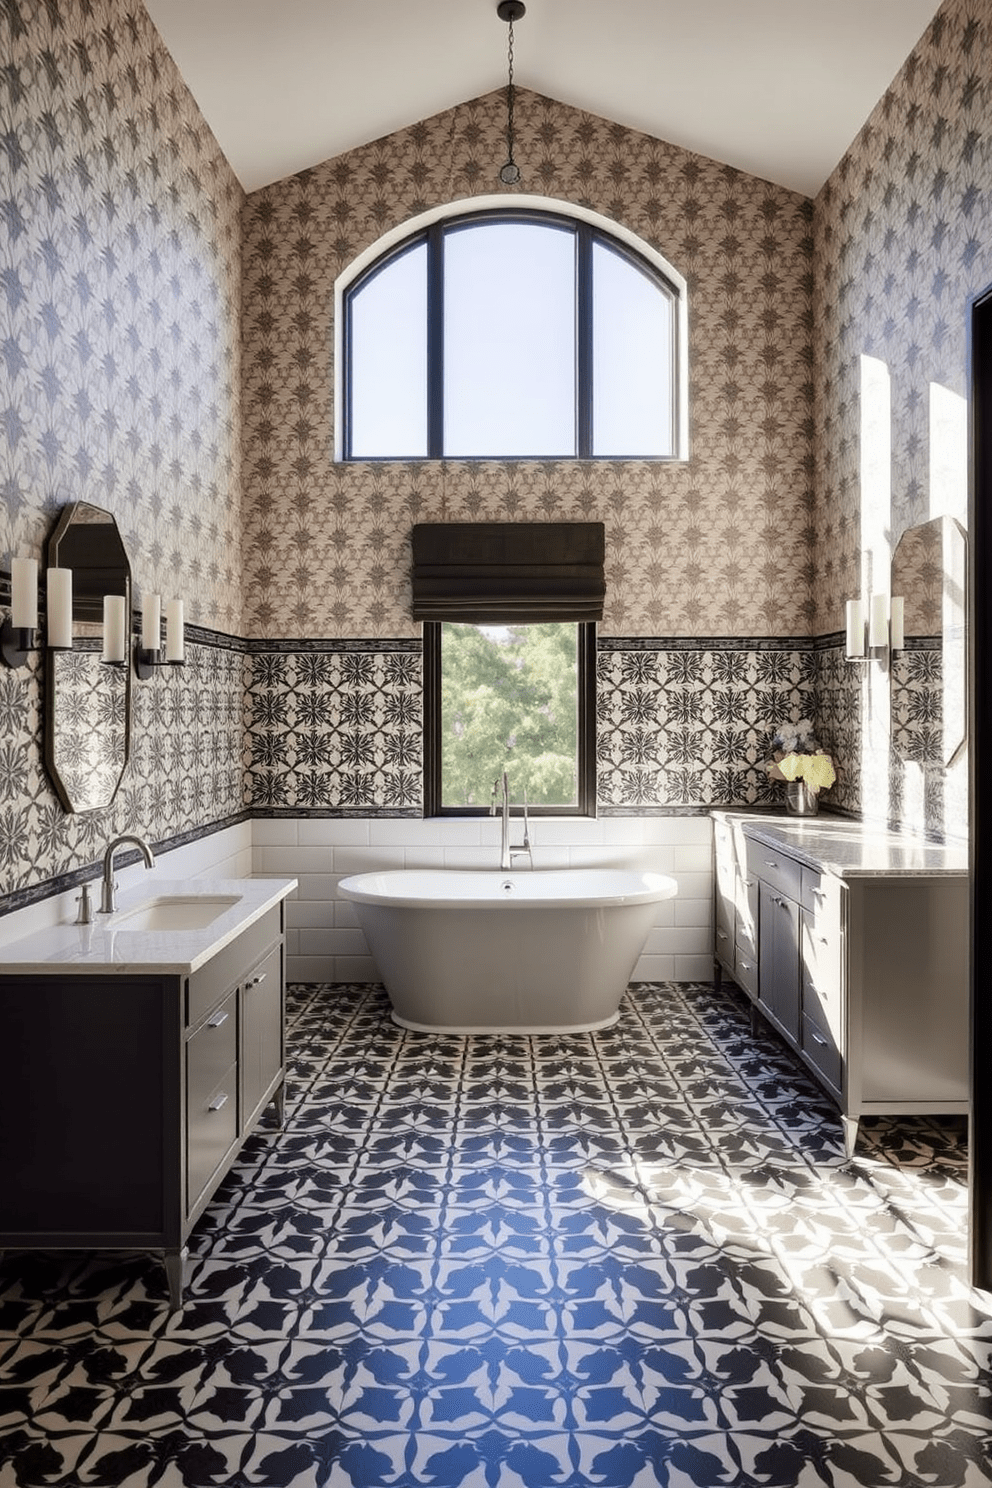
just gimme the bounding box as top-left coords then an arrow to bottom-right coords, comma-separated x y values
2,980 -> 992,1486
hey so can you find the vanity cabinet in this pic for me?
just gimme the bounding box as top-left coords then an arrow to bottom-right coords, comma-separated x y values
712,812 -> 968,1155
0,900 -> 286,1309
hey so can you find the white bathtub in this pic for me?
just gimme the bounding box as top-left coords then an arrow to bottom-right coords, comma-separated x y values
337,868 -> 678,1032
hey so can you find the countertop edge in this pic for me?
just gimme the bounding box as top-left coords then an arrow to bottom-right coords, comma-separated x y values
712,809 -> 968,879
0,877 -> 298,976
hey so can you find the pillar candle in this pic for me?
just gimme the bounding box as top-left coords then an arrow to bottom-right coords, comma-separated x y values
165,599 -> 184,663
869,593 -> 889,649
11,557 -> 38,630
46,568 -> 73,650
141,592 -> 161,651
102,594 -> 126,664
845,599 -> 864,659
890,596 -> 905,651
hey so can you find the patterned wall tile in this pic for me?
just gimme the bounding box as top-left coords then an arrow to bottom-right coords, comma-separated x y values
241,93 -> 815,641
596,641 -> 818,810
244,644 -> 423,813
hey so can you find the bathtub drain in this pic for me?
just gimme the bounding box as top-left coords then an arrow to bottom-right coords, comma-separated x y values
500,880 -> 516,894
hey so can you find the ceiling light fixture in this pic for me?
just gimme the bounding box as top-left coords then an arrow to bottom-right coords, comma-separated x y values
496,1 -> 525,185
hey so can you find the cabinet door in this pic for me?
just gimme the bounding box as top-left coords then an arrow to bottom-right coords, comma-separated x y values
241,943 -> 284,1130
759,879 -> 800,1042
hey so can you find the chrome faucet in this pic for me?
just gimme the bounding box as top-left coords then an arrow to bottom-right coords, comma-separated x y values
490,772 -> 533,871
99,834 -> 156,915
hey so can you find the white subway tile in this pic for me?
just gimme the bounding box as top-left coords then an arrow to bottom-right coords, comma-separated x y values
298,818 -> 371,846
256,846 -> 332,876
675,898 -> 713,929
675,954 -> 716,982
436,820 -> 486,845
598,819 -> 647,845
442,846 -> 501,869
300,928 -> 369,958
253,819 -> 299,846
632,953 -> 674,981
334,955 -> 379,983
331,846 -> 405,874
334,899 -> 362,927
287,955 -> 335,983
369,819 -> 443,846
295,872 -> 342,901
673,871 -> 712,900
403,846 -> 446,868
672,843 -> 714,873
536,819 -> 605,845
286,899 -> 334,929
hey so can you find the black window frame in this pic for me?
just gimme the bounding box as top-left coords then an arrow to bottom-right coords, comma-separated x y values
342,208 -> 680,461
423,619 -> 598,818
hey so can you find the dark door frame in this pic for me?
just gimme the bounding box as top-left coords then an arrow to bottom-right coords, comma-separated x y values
969,281 -> 992,1290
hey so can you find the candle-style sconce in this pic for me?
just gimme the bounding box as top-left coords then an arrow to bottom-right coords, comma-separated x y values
134,594 -> 185,679
844,594 -> 904,661
1,558 -> 73,668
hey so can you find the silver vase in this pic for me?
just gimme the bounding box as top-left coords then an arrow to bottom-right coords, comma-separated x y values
785,781 -> 818,816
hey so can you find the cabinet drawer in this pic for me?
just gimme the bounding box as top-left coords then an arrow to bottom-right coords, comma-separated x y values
187,906 -> 282,1027
746,838 -> 803,901
802,1011 -> 842,1093
187,1061 -> 238,1212
735,946 -> 758,997
187,991 -> 237,1111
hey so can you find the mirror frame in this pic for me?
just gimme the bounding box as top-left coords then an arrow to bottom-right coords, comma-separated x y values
44,502 -> 132,813
890,514 -> 967,769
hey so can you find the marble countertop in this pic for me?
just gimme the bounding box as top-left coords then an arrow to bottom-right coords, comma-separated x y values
0,877 -> 297,976
712,809 -> 968,879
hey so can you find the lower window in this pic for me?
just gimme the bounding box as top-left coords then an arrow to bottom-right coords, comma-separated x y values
424,621 -> 596,815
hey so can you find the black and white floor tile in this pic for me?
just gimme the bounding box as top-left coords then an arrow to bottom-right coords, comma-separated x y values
1,982 -> 990,1487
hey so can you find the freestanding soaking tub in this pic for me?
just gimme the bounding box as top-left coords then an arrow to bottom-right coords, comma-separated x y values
337,868 -> 678,1032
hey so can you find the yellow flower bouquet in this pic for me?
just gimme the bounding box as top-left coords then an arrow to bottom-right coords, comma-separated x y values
766,721 -> 836,811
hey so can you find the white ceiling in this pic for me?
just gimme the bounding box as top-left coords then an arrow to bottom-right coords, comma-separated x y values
144,0 -> 943,198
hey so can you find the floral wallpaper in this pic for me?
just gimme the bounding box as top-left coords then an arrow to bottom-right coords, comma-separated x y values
812,0 -> 986,841
0,0 -> 245,901
241,91 -> 816,641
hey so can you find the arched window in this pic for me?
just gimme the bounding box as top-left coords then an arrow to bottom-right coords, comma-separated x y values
339,203 -> 686,461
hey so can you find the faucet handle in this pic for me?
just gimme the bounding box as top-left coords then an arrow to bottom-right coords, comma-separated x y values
75,883 -> 93,925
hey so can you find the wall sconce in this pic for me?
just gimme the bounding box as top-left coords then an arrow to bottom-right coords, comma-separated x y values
2,558 -> 73,668
102,594 -> 127,666
845,594 -> 904,661
134,594 -> 185,679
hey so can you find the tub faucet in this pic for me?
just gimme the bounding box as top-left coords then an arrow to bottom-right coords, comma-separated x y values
99,834 -> 156,915
490,772 -> 532,871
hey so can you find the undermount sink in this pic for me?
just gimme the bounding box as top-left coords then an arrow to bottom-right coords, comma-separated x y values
112,895 -> 240,933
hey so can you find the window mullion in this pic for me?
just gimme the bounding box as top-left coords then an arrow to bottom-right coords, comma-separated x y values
576,225 -> 593,458
427,224 -> 444,458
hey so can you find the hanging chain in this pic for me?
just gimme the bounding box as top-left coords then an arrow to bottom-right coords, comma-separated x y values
505,14 -> 516,169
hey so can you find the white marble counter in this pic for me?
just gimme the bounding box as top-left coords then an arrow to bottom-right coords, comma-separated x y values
0,877 -> 297,976
712,810 -> 968,879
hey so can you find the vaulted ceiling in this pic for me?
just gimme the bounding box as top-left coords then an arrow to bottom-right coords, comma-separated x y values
144,0 -> 943,196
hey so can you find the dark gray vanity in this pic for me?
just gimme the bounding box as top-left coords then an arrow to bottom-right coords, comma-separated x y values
0,876 -> 295,1308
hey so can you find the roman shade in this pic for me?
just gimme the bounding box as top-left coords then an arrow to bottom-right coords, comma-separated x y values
411,522 -> 605,624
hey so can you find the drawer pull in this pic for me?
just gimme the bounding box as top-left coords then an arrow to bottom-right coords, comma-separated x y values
739,958 -> 753,973
716,929 -> 729,943
207,1010 -> 229,1028
207,1092 -> 229,1112
247,972 -> 268,989
809,1029 -> 827,1046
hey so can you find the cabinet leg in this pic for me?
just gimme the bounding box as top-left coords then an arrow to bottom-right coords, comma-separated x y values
163,1247 -> 187,1311
272,1078 -> 286,1128
713,957 -> 722,992
750,1000 -> 760,1036
841,1116 -> 859,1160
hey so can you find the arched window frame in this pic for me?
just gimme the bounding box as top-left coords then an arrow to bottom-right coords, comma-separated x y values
335,195 -> 689,462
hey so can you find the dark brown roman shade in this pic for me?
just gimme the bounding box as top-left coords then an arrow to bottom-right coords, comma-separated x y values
411,522 -> 605,624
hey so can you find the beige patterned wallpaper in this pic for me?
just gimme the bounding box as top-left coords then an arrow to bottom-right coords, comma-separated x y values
241,90 -> 816,640
813,0 -> 989,629
812,0 -> 989,839
1,0 -> 244,635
